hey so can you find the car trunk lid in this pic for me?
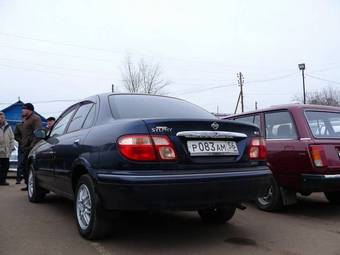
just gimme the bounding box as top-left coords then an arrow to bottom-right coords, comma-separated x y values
143,118 -> 259,165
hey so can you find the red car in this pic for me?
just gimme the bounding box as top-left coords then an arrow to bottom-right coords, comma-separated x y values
225,104 -> 340,211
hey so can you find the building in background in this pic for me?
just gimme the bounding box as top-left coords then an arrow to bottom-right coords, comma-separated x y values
1,100 -> 47,130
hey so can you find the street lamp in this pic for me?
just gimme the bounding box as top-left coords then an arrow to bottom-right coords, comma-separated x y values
298,63 -> 306,104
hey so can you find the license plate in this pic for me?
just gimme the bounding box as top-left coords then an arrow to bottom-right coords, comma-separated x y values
187,140 -> 239,156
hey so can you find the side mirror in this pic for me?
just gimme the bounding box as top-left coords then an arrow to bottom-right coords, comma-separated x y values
34,128 -> 47,139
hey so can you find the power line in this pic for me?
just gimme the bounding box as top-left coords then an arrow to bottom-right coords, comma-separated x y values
0,63 -> 113,81
305,74 -> 340,85
176,84 -> 237,95
0,99 -> 80,106
0,57 -> 114,75
0,44 -> 116,63
0,31 -> 124,54
309,65 -> 340,74
246,72 -> 298,84
175,72 -> 299,96
245,92 -> 295,96
0,31 -> 299,71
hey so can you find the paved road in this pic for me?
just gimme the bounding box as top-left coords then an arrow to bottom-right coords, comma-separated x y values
1,179 -> 340,255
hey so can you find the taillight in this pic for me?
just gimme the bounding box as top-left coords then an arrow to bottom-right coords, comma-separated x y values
310,145 -> 327,167
118,135 -> 178,161
152,135 -> 178,160
248,137 -> 267,160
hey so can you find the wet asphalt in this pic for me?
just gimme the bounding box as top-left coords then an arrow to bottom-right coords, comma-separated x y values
1,178 -> 340,255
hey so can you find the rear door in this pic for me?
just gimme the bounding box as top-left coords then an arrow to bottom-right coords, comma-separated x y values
264,110 -> 310,188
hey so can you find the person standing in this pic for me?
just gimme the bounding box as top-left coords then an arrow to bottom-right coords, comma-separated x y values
0,112 -> 15,186
21,103 -> 42,191
14,120 -> 24,184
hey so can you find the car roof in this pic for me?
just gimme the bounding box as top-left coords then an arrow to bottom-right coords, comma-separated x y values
97,92 -> 184,101
227,103 -> 340,118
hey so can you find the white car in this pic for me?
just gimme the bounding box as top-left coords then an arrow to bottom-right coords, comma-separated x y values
9,141 -> 18,172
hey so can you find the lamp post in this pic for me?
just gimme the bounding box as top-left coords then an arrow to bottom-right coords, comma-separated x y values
298,63 -> 306,104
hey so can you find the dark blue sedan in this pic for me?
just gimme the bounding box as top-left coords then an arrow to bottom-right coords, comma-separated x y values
28,93 -> 271,239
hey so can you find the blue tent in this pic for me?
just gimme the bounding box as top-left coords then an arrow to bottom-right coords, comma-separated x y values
1,100 -> 47,130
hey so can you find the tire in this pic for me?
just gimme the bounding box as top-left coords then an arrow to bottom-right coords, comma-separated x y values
75,174 -> 111,240
324,191 -> 340,204
255,177 -> 283,212
198,205 -> 236,224
28,164 -> 47,203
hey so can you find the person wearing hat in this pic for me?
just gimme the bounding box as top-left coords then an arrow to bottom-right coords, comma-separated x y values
21,103 -> 42,191
0,112 -> 15,186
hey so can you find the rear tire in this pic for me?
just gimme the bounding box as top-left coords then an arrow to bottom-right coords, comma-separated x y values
324,191 -> 340,204
198,205 -> 236,224
75,174 -> 111,240
255,177 -> 283,211
28,164 -> 46,203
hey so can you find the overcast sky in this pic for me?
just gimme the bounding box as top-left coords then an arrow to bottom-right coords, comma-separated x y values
1,0 -> 340,117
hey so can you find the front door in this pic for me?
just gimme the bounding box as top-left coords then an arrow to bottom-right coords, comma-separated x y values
52,102 -> 95,195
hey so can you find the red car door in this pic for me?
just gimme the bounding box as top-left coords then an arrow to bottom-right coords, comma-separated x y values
263,110 -> 310,191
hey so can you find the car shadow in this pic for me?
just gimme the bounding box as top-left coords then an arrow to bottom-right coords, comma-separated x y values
41,194 -> 258,248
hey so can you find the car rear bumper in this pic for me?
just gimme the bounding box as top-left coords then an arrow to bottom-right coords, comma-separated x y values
302,174 -> 340,192
95,166 -> 272,210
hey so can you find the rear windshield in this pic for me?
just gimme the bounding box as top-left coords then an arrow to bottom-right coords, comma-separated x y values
109,95 -> 216,119
305,111 -> 340,138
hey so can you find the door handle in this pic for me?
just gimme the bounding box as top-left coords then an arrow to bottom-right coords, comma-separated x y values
74,139 -> 80,145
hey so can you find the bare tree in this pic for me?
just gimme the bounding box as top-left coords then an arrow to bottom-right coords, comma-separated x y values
121,56 -> 170,95
292,86 -> 340,106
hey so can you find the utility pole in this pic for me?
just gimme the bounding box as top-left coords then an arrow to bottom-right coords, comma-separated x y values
255,101 -> 258,110
237,72 -> 244,112
112,84 -> 115,93
234,92 -> 241,114
298,63 -> 306,104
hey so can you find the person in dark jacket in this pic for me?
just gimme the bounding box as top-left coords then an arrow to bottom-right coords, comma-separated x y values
14,120 -> 24,184
21,103 -> 42,191
46,117 -> 56,132
0,112 -> 15,186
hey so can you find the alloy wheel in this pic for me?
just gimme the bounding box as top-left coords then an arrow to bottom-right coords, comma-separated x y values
28,169 -> 34,198
76,184 -> 92,230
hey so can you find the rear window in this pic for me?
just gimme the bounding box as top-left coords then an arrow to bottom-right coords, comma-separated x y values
305,111 -> 340,138
264,111 -> 297,139
109,95 -> 216,119
233,114 -> 261,128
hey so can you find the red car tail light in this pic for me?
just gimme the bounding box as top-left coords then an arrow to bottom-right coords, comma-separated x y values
118,135 -> 177,161
310,145 -> 328,167
118,135 -> 156,161
152,135 -> 178,160
248,137 -> 267,160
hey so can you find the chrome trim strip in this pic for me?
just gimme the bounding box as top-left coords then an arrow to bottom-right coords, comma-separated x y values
176,131 -> 247,139
324,174 -> 340,179
97,169 -> 272,181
